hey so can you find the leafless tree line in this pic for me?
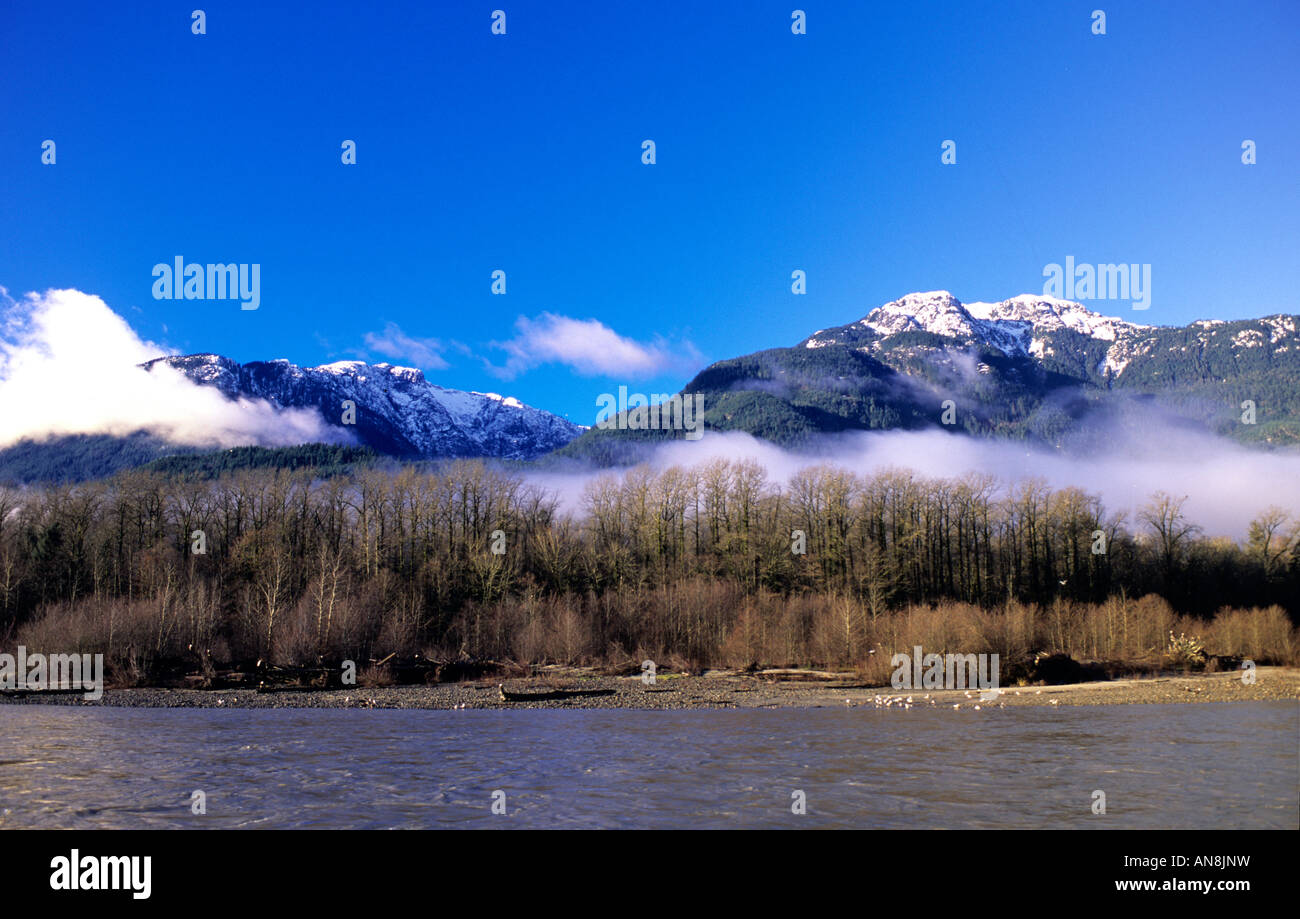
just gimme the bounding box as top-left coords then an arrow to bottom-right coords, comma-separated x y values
1,460 -> 1295,675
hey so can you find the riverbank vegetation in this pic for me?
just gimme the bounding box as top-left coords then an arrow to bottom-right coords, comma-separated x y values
1,460 -> 1296,682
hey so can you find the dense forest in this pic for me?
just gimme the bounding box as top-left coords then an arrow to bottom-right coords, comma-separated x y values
0,438 -> 379,486
141,444 -> 378,479
1,459 -> 1296,681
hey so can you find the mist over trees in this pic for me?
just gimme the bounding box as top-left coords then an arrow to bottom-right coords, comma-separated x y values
1,460 -> 1296,678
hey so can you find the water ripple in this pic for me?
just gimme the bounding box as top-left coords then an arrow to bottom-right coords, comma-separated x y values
0,703 -> 1295,829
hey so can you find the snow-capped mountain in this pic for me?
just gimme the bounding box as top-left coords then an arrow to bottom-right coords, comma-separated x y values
801,290 -> 1299,382
803,290 -> 1152,367
143,354 -> 583,460
560,290 -> 1300,460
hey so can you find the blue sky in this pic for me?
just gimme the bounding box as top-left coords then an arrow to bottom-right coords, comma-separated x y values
2,0 -> 1297,423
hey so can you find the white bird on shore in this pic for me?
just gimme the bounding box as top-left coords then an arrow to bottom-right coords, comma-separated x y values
973,704 -> 981,710
1050,699 -> 1059,706
952,703 -> 960,709
906,696 -> 913,703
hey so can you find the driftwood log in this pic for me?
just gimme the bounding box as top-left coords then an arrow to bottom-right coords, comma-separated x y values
497,683 -> 617,702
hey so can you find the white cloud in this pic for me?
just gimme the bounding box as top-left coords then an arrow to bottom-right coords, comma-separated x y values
362,322 -> 451,370
0,288 -> 342,449
487,312 -> 702,379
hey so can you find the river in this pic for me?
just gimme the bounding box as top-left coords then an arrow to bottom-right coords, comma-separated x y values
1,702 -> 1295,829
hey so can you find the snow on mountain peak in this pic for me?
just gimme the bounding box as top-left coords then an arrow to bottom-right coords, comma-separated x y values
860,291 -> 978,339
372,363 -> 427,384
314,360 -> 369,375
965,294 -> 1149,342
799,291 -> 1167,375
476,391 -> 526,409
837,291 -> 1153,355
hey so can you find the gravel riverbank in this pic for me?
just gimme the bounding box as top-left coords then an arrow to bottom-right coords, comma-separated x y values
3,667 -> 1297,711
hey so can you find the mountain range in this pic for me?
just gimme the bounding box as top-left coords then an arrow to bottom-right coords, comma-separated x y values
560,290 -> 1300,461
3,291 -> 1297,482
0,355 -> 583,483
143,354 -> 584,461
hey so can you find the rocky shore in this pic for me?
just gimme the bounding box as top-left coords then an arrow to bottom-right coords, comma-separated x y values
2,666 -> 1297,711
